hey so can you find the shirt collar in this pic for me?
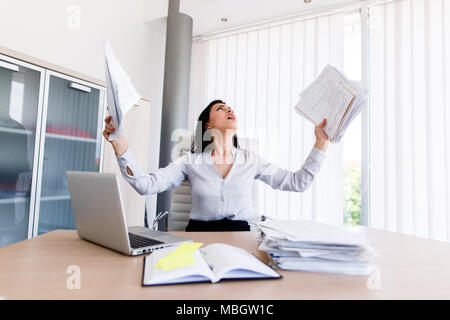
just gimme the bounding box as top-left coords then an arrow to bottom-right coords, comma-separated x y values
204,146 -> 238,164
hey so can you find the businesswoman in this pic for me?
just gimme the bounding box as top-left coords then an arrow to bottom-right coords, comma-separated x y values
103,99 -> 329,232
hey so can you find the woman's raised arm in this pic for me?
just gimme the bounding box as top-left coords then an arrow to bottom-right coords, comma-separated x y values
103,114 -> 188,195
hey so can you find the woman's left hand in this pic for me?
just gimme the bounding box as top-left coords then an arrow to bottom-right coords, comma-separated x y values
314,118 -> 330,152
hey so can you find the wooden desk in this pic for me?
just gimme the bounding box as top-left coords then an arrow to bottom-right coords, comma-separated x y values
1,228 -> 450,299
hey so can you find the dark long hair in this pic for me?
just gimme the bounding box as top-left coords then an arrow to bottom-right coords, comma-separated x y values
190,99 -> 240,154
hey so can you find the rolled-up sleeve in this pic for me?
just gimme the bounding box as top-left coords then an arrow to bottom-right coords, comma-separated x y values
254,147 -> 326,192
116,148 -> 188,195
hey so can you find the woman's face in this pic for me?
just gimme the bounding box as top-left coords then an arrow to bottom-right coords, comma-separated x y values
206,102 -> 237,133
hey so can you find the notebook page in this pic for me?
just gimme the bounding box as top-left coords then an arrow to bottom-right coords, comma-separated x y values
143,246 -> 218,285
200,243 -> 280,280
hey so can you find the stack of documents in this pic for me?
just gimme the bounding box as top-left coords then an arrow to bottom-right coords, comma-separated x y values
294,64 -> 368,143
256,220 -> 375,275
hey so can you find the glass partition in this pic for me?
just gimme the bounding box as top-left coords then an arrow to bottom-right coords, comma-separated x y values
36,72 -> 104,235
0,56 -> 44,247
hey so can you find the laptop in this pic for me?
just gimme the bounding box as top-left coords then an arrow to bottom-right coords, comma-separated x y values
66,171 -> 191,256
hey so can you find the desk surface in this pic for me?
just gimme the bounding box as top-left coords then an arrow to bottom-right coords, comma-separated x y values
1,227 -> 450,299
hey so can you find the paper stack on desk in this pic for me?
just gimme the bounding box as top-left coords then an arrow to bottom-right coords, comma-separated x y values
294,64 -> 368,143
255,220 -> 375,275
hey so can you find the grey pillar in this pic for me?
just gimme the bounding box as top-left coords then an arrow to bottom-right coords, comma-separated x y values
157,0 -> 193,230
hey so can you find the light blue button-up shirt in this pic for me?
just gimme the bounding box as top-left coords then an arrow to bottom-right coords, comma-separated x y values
116,146 -> 326,222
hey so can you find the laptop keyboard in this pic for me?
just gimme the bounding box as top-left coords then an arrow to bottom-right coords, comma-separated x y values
128,233 -> 164,249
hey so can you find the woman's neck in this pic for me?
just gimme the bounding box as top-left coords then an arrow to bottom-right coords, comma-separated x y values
211,132 -> 234,161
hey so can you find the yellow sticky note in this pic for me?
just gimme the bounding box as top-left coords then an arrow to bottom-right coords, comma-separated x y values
172,242 -> 203,254
157,252 -> 196,271
156,242 -> 203,271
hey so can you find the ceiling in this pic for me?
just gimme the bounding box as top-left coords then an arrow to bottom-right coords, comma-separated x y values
145,0 -> 369,37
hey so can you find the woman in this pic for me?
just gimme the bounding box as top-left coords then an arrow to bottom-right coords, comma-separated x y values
103,99 -> 329,232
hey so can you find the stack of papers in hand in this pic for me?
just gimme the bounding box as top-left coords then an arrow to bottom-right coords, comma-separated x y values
294,64 -> 368,143
255,220 -> 375,275
104,41 -> 141,141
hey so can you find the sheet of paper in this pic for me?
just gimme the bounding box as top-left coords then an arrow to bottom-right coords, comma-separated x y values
294,104 -> 315,124
333,92 -> 367,142
104,41 -> 141,141
156,242 -> 203,271
274,258 -> 373,275
256,220 -> 367,246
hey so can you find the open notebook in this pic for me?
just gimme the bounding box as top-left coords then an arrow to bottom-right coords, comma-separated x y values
142,243 -> 281,286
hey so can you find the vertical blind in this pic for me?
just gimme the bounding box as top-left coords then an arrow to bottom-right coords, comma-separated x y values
188,0 -> 450,241
369,0 -> 450,241
189,13 -> 347,225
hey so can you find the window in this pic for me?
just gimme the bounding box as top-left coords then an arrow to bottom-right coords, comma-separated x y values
189,1 -> 450,240
189,12 -> 349,225
343,12 -> 362,226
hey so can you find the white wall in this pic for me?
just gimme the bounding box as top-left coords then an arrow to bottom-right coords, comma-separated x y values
0,0 -> 166,224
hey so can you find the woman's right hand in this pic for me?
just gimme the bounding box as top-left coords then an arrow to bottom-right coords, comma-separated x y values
103,114 -> 129,156
313,118 -> 330,152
